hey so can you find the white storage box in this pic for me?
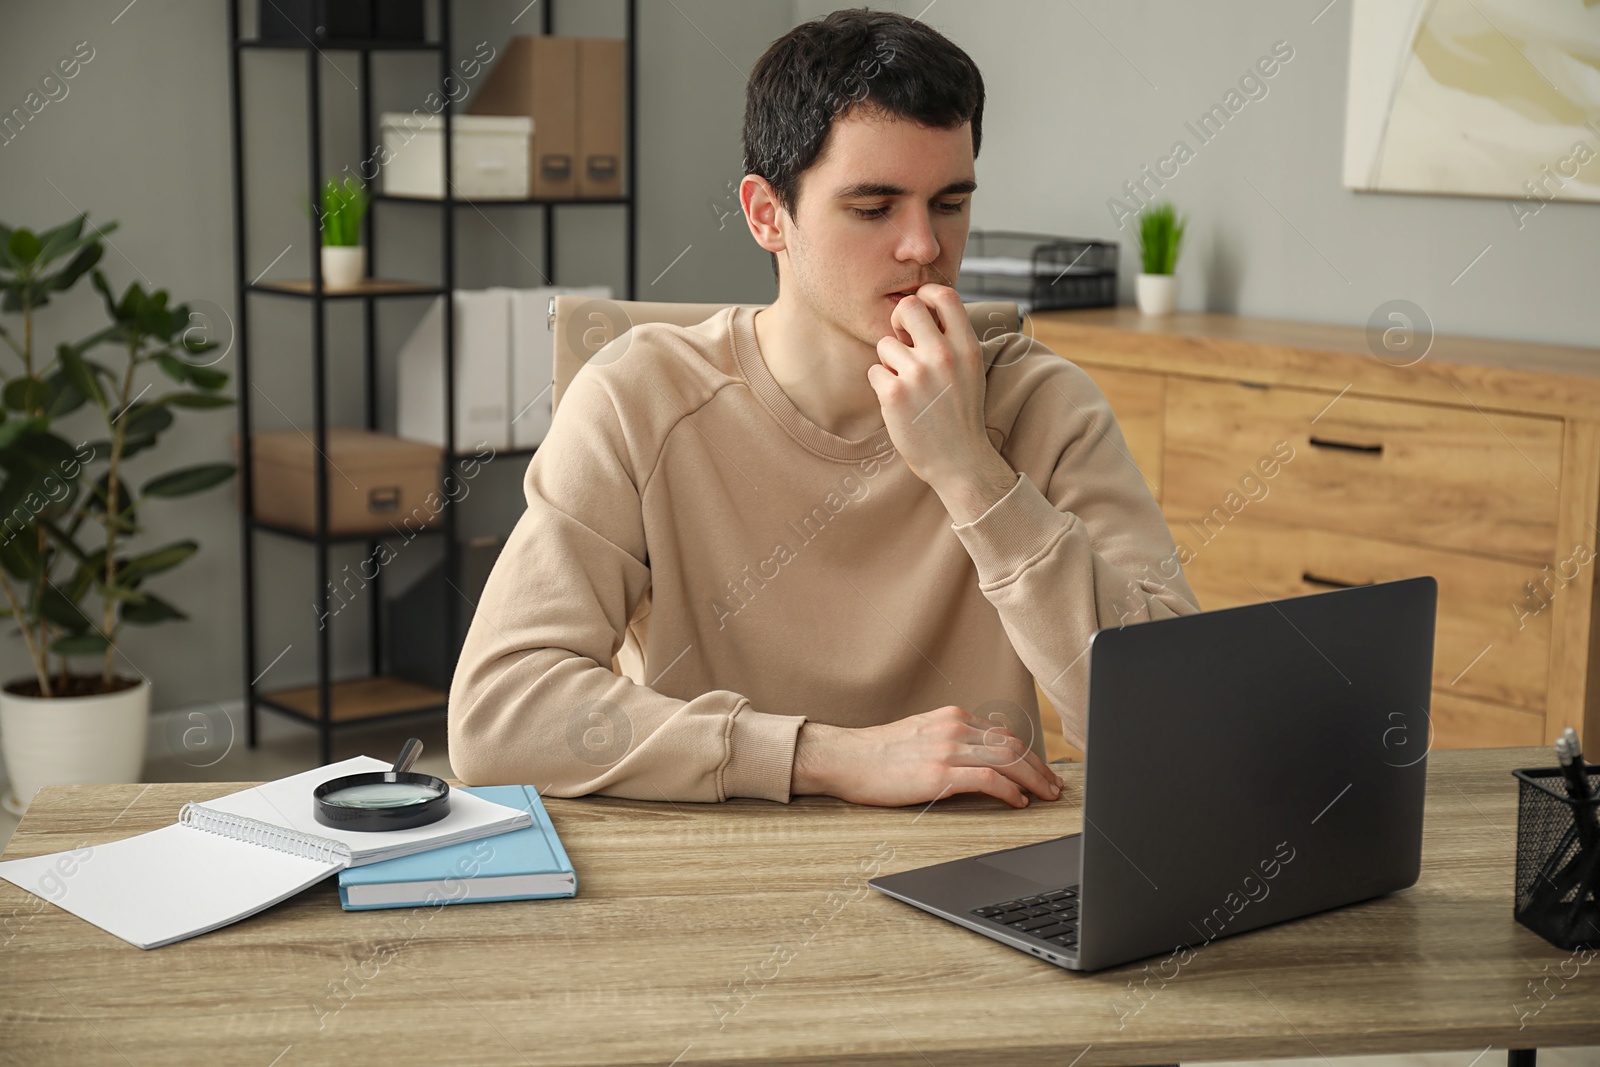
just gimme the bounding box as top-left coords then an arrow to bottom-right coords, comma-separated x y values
380,112 -> 533,199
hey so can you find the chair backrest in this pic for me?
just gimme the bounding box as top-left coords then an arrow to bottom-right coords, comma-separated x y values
547,295 -> 1025,415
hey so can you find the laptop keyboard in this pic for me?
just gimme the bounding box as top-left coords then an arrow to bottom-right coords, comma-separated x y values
971,886 -> 1079,949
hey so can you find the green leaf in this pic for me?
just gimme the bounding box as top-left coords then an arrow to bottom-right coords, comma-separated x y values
157,391 -> 232,409
38,519 -> 89,564
56,343 -> 105,407
85,435 -> 155,463
45,240 -> 104,293
3,378 -> 47,414
120,403 -> 173,439
0,527 -> 39,581
16,430 -> 80,470
91,269 -> 119,321
186,364 -> 228,391
41,368 -> 88,419
121,592 -> 186,625
50,631 -> 110,657
120,435 -> 157,461
141,463 -> 234,498
33,215 -> 85,262
39,582 -> 87,631
156,352 -> 189,384
63,564 -> 94,604
116,280 -> 146,321
0,414 -> 44,452
6,229 -> 41,268
86,471 -> 137,529
119,540 -> 197,581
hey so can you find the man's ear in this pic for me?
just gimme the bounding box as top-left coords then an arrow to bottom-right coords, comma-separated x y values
741,174 -> 787,256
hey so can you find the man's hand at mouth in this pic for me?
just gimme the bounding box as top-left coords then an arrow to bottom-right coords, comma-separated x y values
868,283 -> 1019,524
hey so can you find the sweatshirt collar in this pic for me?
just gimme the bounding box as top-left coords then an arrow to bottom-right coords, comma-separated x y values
729,305 -> 897,463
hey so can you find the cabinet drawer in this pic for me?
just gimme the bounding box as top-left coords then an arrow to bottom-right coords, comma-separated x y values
1163,377 -> 1563,563
1172,519 -> 1551,717
1083,366 -> 1163,502
1429,689 -> 1545,748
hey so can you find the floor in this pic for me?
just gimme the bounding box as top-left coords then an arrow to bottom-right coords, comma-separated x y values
0,715 -> 1595,1067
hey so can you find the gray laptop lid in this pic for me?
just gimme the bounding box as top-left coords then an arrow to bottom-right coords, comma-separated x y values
1074,576 -> 1436,971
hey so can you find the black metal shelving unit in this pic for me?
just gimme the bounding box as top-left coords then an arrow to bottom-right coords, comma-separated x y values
227,0 -> 638,765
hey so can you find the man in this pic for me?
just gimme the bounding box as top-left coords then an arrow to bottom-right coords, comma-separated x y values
448,9 -> 1200,808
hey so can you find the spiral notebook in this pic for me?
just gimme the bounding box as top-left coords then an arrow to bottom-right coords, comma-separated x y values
0,756 -> 532,949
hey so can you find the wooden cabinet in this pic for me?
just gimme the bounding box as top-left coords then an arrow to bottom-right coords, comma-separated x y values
1024,308 -> 1600,760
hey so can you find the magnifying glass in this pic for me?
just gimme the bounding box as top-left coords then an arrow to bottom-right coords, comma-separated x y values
313,737 -> 451,831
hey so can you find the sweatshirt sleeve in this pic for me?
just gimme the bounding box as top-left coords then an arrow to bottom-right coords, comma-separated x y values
947,351 -> 1202,751
446,355 -> 806,803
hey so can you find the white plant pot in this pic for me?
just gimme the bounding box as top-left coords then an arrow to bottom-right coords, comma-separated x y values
1136,272 -> 1179,316
0,677 -> 151,815
320,245 -> 365,291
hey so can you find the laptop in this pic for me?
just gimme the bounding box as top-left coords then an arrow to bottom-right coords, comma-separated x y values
868,575 -> 1437,972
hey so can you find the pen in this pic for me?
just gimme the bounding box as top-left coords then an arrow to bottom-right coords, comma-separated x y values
1557,731 -> 1599,850
1541,732 -> 1600,933
1524,732 -> 1594,909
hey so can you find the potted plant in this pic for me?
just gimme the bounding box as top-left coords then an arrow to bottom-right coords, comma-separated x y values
1135,201 -> 1187,316
319,176 -> 369,290
0,214 -> 236,813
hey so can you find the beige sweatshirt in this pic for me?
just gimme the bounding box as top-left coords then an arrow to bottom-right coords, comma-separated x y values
447,304 -> 1201,803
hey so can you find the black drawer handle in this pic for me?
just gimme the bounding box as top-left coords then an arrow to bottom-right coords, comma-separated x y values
541,153 -> 573,180
1309,435 -> 1383,455
1302,571 -> 1374,590
368,486 -> 401,514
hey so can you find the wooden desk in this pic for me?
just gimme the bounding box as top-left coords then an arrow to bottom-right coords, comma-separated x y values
2,748 -> 1597,1066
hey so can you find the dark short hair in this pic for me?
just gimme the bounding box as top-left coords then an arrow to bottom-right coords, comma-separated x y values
742,8 -> 985,288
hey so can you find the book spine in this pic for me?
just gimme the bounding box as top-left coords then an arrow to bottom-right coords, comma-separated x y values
178,802 -> 353,866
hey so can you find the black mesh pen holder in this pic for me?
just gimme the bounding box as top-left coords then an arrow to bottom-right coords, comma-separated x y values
1511,766 -> 1600,951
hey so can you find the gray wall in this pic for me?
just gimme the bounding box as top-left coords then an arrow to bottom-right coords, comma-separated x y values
802,0 -> 1599,347
0,0 -> 792,713
0,0 -> 1594,718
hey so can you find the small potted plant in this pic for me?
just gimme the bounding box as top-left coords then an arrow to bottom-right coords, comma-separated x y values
1135,201 -> 1187,316
318,176 -> 369,290
0,214 -> 235,812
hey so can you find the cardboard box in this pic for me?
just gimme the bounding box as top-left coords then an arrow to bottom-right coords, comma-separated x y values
235,428 -> 443,536
468,35 -> 577,199
576,38 -> 625,198
380,112 -> 533,200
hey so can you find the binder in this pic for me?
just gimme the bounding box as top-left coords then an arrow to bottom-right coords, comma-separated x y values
337,785 -> 576,909
0,757 -> 532,949
576,38 -> 625,198
396,289 -> 511,452
469,35 -> 577,200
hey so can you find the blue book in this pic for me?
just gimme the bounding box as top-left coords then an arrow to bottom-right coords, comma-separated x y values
337,785 -> 576,910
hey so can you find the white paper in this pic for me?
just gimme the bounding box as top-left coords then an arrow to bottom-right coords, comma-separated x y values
0,824 -> 338,949
196,756 -> 532,865
0,756 -> 531,949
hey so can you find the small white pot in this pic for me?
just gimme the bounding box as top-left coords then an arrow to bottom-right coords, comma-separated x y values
320,245 -> 365,291
1136,272 -> 1179,316
0,677 -> 152,815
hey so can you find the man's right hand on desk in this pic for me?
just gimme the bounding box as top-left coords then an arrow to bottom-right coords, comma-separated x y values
790,705 -> 1066,808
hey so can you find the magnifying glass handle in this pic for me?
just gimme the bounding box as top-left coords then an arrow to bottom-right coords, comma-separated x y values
392,737 -> 424,775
